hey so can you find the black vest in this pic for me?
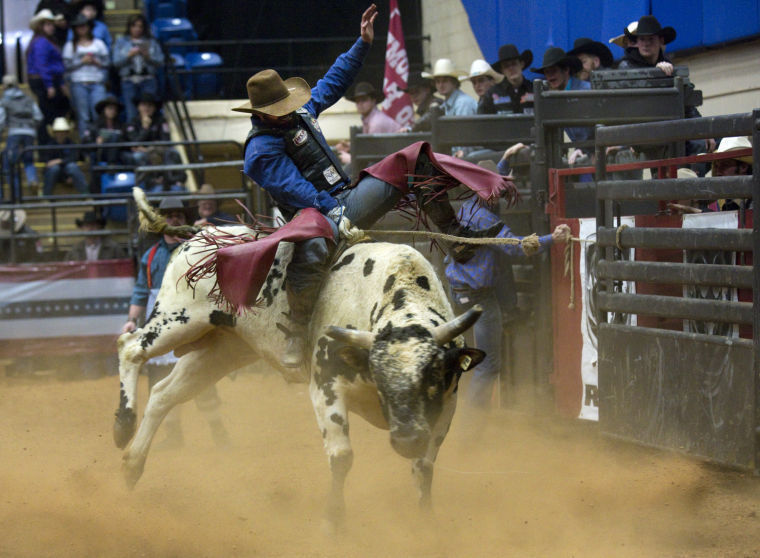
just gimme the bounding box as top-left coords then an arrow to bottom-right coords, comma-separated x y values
246,108 -> 349,193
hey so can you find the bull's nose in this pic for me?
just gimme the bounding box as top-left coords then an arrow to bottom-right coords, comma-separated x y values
390,432 -> 429,459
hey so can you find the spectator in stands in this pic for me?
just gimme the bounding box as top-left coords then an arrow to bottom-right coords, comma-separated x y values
608,21 -> 638,56
41,117 -> 88,196
27,9 -> 70,146
67,0 -> 112,52
137,147 -> 186,193
83,95 -> 126,165
121,197 -> 230,449
0,209 -> 42,263
63,13 -> 109,139
0,75 -> 43,201
532,47 -> 592,169
113,14 -> 165,122
193,183 -> 235,226
708,136 -> 753,211
445,163 -> 571,409
399,72 -> 441,132
64,210 -> 125,260
34,0 -> 72,47
480,44 -> 534,115
567,37 -> 614,81
423,58 -> 476,156
123,92 -> 171,166
347,82 -> 401,134
464,59 -> 504,109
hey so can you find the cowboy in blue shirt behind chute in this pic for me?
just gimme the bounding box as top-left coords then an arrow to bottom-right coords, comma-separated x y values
234,4 -> 504,372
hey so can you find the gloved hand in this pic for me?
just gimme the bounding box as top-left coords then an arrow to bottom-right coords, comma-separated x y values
326,205 -> 364,243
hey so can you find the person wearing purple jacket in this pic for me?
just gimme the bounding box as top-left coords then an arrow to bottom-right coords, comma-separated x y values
26,9 -> 70,145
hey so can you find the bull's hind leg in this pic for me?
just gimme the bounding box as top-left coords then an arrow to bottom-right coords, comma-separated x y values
122,330 -> 252,489
113,308 -> 214,450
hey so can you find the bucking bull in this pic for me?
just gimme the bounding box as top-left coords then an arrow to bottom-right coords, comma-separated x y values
114,189 -> 485,528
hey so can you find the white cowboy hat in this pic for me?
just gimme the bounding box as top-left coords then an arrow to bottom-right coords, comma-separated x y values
463,59 -> 504,84
609,21 -> 638,47
421,58 -> 467,81
714,136 -> 753,164
0,209 -> 27,237
30,9 -> 63,28
49,117 -> 71,133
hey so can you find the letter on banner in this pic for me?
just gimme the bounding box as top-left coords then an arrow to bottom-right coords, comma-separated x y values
382,0 -> 413,127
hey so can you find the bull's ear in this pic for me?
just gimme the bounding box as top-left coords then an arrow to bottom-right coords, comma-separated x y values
449,348 -> 486,372
337,346 -> 369,370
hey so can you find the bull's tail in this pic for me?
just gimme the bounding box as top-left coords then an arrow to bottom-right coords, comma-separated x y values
132,187 -> 199,239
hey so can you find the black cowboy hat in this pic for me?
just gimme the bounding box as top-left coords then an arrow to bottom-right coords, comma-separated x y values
76,211 -> 106,228
95,95 -> 124,114
490,44 -> 533,73
69,13 -> 94,29
157,197 -> 193,220
625,15 -> 676,45
530,47 -> 582,74
134,91 -> 162,108
567,37 -> 614,68
402,72 -> 434,93
345,81 -> 384,103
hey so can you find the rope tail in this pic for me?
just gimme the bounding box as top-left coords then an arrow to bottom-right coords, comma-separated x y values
132,187 -> 200,239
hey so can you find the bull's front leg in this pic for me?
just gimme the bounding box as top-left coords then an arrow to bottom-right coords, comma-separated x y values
113,333 -> 145,450
309,378 -> 352,533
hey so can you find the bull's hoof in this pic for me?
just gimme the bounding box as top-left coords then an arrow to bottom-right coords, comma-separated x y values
122,454 -> 145,490
113,407 -> 136,449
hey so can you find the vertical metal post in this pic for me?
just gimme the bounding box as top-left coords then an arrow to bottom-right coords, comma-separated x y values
595,125 -> 611,328
752,109 -> 760,475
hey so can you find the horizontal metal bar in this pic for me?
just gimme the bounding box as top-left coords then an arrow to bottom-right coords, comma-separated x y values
597,292 -> 754,324
435,114 -> 534,147
597,260 -> 754,288
597,175 -> 753,201
136,160 -> 243,173
9,229 -> 130,240
598,322 -> 754,348
541,88 -> 682,98
595,113 -> 753,146
161,34 -> 431,47
597,227 -> 753,251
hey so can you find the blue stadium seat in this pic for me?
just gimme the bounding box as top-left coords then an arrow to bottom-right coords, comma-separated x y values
184,52 -> 223,98
157,53 -> 191,99
144,0 -> 187,21
101,172 -> 137,222
151,18 -> 197,55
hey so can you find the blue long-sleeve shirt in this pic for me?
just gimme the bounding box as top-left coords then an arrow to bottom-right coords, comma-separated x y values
26,35 -> 65,89
243,38 -> 370,214
564,76 -> 592,144
129,237 -> 182,306
445,197 -> 552,291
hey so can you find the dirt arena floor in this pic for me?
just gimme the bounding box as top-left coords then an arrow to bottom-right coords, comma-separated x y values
1,363 -> 759,558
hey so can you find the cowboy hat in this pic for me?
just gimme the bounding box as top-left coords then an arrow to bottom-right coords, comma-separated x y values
0,209 -> 27,237
345,81 -> 384,103
134,91 -> 162,109
609,21 -> 638,47
48,117 -> 71,135
2,74 -> 18,88
567,38 -> 614,68
157,196 -> 194,220
69,13 -> 94,29
490,44 -> 533,73
463,59 -> 504,84
402,72 -> 435,93
530,47 -> 582,74
95,95 -> 124,114
29,9 -> 63,28
625,15 -> 676,45
421,59 -> 467,81
197,183 -> 216,196
713,136 -> 753,165
232,69 -> 311,116
76,211 -> 106,228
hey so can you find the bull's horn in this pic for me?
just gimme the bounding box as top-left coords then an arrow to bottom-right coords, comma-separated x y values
432,305 -> 483,345
325,326 -> 373,349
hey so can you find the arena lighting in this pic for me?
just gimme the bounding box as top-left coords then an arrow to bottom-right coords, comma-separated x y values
117,173 -> 128,181
201,53 -> 211,60
172,18 -> 181,24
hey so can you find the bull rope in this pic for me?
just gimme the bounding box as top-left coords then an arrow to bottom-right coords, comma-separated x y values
358,229 -> 543,256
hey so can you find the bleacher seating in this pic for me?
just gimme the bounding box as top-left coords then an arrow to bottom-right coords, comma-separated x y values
151,17 -> 198,55
184,52 -> 223,98
101,172 -> 137,222
144,0 -> 188,21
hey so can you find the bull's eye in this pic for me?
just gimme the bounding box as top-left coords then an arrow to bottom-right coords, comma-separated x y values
427,385 -> 437,399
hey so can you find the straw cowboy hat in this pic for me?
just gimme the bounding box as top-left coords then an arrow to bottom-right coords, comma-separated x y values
345,81 -> 385,103
567,38 -> 614,68
490,44 -> 533,73
232,69 -> 311,116
47,117 -> 71,136
530,47 -> 582,74
421,59 -> 467,81
625,15 -> 676,45
713,136 -> 753,165
609,21 -> 638,47
463,59 -> 504,84
29,9 -> 63,29
0,209 -> 27,237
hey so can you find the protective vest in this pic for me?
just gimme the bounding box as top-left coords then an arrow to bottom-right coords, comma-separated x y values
246,108 -> 349,193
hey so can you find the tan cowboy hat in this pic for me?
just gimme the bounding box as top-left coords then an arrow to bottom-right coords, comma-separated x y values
421,58 -> 467,81
609,21 -> 638,47
713,136 -> 753,165
30,9 -> 63,29
232,69 -> 311,116
47,117 -> 71,136
197,183 -> 216,195
463,59 -> 504,84
0,209 -> 27,237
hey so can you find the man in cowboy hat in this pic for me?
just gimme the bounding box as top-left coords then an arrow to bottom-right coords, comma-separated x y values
234,5 -> 503,368
463,59 -> 504,109
124,92 -> 171,167
617,15 -> 676,76
347,81 -> 401,134
399,71 -> 442,132
708,136 -> 753,211
422,58 -> 477,118
42,117 -> 89,196
480,44 -> 534,115
65,210 -> 125,261
193,183 -> 236,227
567,37 -> 614,81
121,196 -> 229,449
